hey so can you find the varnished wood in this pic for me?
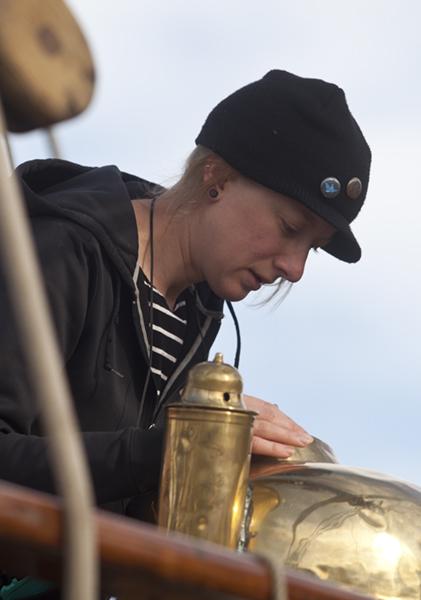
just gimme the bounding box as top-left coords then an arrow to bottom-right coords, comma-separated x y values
0,481 -> 373,600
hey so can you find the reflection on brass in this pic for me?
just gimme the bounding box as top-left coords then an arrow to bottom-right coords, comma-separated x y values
249,461 -> 421,600
159,353 -> 255,548
179,351 -> 244,408
158,351 -> 421,599
285,436 -> 337,464
250,437 -> 337,480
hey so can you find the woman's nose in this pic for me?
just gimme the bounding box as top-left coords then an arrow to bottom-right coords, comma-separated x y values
273,252 -> 307,283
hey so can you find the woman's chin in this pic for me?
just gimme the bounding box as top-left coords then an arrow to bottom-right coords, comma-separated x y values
209,280 -> 250,302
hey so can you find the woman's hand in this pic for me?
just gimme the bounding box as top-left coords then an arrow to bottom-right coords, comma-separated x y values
243,394 -> 313,458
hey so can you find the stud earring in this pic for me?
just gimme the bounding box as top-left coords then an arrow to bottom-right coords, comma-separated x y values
208,187 -> 219,199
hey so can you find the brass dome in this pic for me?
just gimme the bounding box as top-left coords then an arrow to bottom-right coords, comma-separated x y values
180,352 -> 246,410
249,458 -> 421,600
250,438 -> 337,478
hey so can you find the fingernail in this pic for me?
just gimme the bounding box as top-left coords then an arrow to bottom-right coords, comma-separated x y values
298,433 -> 313,445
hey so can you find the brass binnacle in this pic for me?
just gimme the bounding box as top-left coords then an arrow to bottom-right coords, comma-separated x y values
249,460 -> 421,600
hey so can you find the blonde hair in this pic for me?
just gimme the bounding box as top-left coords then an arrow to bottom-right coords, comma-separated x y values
159,144 -> 238,217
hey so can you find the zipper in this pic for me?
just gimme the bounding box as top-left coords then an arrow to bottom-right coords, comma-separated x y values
131,262 -> 158,429
132,262 -> 150,355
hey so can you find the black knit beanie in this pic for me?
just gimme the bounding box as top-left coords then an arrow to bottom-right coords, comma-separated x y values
195,70 -> 371,263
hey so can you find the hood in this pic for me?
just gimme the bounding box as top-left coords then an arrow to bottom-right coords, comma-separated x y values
16,158 -> 160,290
16,159 -> 225,320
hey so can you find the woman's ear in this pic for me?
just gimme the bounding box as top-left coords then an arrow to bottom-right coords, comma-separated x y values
203,163 -> 227,195
203,161 -> 216,185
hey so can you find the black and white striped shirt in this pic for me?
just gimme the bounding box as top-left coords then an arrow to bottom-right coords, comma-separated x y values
137,271 -> 189,396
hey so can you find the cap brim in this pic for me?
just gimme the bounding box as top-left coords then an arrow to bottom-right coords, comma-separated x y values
287,192 -> 362,263
323,227 -> 361,263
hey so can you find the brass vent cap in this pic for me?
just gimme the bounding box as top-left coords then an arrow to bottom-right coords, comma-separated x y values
180,353 -> 245,410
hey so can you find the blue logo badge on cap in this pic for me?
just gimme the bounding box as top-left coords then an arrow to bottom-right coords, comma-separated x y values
320,177 -> 341,199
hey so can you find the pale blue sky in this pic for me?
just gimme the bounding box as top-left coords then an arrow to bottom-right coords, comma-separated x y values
10,1 -> 421,483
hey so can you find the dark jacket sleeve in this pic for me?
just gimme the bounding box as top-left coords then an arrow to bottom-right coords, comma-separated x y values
0,217 -> 162,504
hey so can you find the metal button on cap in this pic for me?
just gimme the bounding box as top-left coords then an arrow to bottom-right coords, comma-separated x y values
346,177 -> 362,200
320,177 -> 341,199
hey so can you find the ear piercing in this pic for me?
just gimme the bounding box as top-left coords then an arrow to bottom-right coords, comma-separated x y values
208,187 -> 219,199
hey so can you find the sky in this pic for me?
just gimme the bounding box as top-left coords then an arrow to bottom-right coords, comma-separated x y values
9,1 -> 421,484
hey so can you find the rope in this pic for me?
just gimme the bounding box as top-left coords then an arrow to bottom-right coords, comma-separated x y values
0,97 -> 97,600
257,550 -> 286,600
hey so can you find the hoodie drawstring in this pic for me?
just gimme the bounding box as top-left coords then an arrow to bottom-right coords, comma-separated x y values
104,277 -> 125,378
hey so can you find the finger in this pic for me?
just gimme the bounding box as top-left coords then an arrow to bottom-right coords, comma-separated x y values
261,403 -> 305,431
251,436 -> 294,458
251,404 -> 311,438
244,395 -> 307,434
253,419 -> 313,447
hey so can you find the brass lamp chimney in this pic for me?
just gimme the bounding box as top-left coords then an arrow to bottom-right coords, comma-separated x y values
158,353 -> 255,548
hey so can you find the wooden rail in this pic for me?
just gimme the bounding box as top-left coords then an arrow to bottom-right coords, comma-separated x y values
0,481 -> 373,600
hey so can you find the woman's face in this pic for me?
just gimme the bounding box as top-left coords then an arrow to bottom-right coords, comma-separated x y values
194,175 -> 336,301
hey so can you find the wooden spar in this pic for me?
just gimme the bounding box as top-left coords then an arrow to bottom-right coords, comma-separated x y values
0,481 -> 374,600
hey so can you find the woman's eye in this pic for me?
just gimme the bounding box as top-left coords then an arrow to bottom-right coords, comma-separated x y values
280,219 -> 298,235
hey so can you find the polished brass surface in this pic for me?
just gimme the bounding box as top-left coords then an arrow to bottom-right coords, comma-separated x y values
285,437 -> 337,464
180,351 -> 245,409
159,354 -> 255,548
251,438 -> 337,479
249,461 -> 421,600
159,352 -> 421,598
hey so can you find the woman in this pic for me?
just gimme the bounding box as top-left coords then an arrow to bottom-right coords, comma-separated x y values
0,69 -> 371,519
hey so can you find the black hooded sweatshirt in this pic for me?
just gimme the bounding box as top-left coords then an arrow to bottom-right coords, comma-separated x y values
0,159 -> 224,515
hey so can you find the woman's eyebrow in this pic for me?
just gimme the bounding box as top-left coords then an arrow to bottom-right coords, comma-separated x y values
315,233 -> 335,247
298,206 -> 337,241
280,202 -> 335,242
291,204 -> 318,225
